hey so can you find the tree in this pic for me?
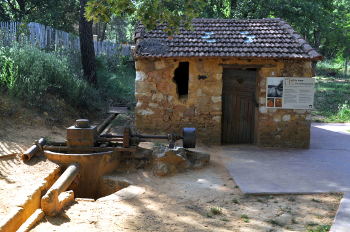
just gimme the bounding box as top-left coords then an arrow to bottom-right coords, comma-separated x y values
0,0 -> 79,33
80,0 -> 205,85
201,0 -> 230,18
85,0 -> 205,33
231,0 -> 350,60
79,0 -> 97,85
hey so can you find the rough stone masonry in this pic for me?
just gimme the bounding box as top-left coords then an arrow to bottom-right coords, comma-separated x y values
134,57 -> 314,148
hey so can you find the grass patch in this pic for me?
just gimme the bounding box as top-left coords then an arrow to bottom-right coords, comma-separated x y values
307,224 -> 331,232
314,76 -> 350,122
240,214 -> 250,223
267,219 -> 282,226
232,198 -> 240,204
210,207 -> 222,215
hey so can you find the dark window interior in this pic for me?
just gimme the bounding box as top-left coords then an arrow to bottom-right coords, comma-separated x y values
173,62 -> 189,97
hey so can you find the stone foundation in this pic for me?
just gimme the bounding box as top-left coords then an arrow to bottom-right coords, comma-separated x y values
135,57 -> 313,148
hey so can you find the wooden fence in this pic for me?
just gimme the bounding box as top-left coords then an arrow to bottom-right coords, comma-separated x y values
0,21 -> 131,57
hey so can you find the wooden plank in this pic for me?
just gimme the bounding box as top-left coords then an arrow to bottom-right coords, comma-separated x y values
222,68 -> 257,144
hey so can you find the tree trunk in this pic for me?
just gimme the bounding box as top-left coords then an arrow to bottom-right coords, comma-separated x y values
230,0 -> 238,17
79,0 -> 97,85
100,23 -> 107,41
345,57 -> 349,77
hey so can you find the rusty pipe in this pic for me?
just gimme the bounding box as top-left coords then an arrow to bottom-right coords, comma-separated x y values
96,137 -> 124,142
21,138 -> 46,161
97,114 -> 118,134
52,163 -> 79,193
41,163 -> 79,216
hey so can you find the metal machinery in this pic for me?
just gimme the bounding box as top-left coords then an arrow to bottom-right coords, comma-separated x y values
20,107 -> 196,203
22,107 -> 196,161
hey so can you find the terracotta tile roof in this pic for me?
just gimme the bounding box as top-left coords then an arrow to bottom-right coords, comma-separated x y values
134,18 -> 322,60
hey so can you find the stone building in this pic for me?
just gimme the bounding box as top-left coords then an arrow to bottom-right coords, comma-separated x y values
133,18 -> 322,148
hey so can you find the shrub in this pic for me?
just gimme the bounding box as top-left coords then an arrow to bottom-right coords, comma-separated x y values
332,103 -> 350,122
0,52 -> 17,91
96,55 -> 135,107
0,44 -> 136,115
0,44 -> 101,112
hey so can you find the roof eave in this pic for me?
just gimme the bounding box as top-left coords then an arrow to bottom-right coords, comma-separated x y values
134,55 -> 324,61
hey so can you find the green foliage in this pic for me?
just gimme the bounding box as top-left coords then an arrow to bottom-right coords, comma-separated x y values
0,52 -> 17,91
334,103 -> 350,122
0,0 -> 79,33
0,45 -> 101,112
316,60 -> 348,79
96,54 -> 135,107
307,224 -> 331,232
240,214 -> 250,223
209,206 -> 223,215
85,0 -> 206,34
201,0 -> 231,18
0,44 -> 136,114
314,66 -> 350,122
195,0 -> 350,61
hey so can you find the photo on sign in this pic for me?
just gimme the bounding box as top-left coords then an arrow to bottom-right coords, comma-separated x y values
275,98 -> 282,107
267,78 -> 284,98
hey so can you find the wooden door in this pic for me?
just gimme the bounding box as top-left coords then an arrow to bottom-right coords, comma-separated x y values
222,69 -> 257,144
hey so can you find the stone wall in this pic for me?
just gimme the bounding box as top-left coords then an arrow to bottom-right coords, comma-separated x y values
257,60 -> 314,148
135,57 -> 313,148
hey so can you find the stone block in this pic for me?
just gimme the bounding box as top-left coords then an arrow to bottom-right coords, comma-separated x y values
135,60 -> 155,72
154,60 -> 167,70
135,80 -> 156,93
183,107 -> 195,117
137,109 -> 154,116
135,71 -> 146,81
259,97 -> 266,104
151,93 -> 164,102
186,150 -> 210,169
211,96 -> 221,103
282,114 -> 291,121
259,106 -> 267,114
212,116 -> 221,123
149,103 -> 159,108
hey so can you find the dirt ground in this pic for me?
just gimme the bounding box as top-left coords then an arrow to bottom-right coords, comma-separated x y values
31,155 -> 341,232
0,104 -> 342,232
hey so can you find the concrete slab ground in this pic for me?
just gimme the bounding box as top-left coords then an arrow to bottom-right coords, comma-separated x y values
216,123 -> 350,231
218,123 -> 350,194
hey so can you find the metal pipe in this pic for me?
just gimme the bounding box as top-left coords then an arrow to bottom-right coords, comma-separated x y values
137,134 -> 169,139
99,134 -> 122,138
21,138 -> 46,161
97,114 -> 118,134
96,137 -> 124,142
41,163 -> 79,216
51,163 -> 80,194
43,146 -> 136,153
46,141 -> 66,146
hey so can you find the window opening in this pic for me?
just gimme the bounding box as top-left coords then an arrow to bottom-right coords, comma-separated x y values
173,62 -> 189,98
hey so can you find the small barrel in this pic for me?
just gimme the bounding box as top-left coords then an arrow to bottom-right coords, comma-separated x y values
182,128 -> 196,148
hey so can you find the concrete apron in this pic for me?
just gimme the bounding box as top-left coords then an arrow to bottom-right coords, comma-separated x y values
215,123 -> 350,232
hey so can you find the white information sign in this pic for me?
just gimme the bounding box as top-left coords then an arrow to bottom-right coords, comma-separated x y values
266,77 -> 315,109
